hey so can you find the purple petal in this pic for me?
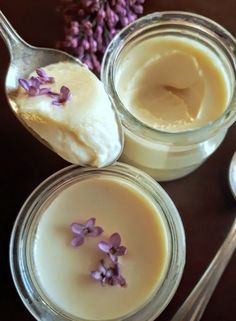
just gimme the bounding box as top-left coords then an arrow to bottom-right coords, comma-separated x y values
71,235 -> 84,247
18,79 -> 29,91
90,271 -> 102,281
39,87 -> 52,95
86,217 -> 96,229
88,226 -> 103,237
106,268 -> 113,278
98,260 -> 107,274
60,85 -> 71,101
29,76 -> 40,88
112,263 -> 127,286
51,100 -> 62,106
116,246 -> 127,256
28,86 -> 39,96
71,223 -> 85,234
98,241 -> 111,253
109,233 -> 121,247
36,68 -> 55,84
113,262 -> 120,275
51,86 -> 71,106
48,91 -> 60,97
110,253 -> 118,263
36,67 -> 47,78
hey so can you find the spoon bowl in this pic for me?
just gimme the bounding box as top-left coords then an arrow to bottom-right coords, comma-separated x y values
0,10 -> 124,166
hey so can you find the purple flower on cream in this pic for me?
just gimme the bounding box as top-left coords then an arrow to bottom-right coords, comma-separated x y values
70,217 -> 103,247
98,232 -> 127,263
36,67 -> 55,84
49,85 -> 72,106
90,259 -> 127,287
18,77 -> 51,97
18,68 -> 71,106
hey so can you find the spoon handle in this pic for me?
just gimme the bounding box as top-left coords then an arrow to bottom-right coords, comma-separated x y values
0,10 -> 26,54
170,217 -> 236,321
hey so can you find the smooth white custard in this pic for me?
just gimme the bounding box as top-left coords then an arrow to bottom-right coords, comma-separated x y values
15,62 -> 121,167
104,33 -> 234,180
116,36 -> 230,131
33,176 -> 169,320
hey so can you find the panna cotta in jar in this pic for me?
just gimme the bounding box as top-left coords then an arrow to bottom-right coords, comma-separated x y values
101,12 -> 236,181
10,163 -> 185,321
116,37 -> 229,131
14,62 -> 122,167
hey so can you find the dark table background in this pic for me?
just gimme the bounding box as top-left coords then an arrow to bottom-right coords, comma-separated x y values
0,1 -> 235,321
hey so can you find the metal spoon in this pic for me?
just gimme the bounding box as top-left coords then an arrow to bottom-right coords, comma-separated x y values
170,151 -> 236,321
0,10 -> 123,165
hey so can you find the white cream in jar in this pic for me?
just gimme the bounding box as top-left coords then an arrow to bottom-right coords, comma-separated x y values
10,164 -> 186,321
33,175 -> 169,320
116,37 -> 229,131
101,12 -> 236,181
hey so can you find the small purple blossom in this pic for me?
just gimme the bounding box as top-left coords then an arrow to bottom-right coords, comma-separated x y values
18,77 -> 51,97
69,21 -> 80,35
91,259 -> 127,287
36,68 -> 55,84
49,86 -> 72,106
56,0 -> 145,73
98,233 -> 127,263
70,217 -> 103,247
19,69 -> 72,106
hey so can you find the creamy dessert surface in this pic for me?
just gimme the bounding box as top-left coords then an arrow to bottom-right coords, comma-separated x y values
15,62 -> 121,166
33,176 -> 169,320
116,36 -> 230,131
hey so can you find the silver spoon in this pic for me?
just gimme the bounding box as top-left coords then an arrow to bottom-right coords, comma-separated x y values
0,10 -> 123,165
170,151 -> 236,321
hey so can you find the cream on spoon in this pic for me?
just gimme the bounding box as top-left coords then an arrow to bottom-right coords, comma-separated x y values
0,11 -> 123,167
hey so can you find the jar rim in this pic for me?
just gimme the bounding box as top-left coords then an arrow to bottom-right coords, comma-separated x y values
101,11 -> 236,143
9,162 -> 185,321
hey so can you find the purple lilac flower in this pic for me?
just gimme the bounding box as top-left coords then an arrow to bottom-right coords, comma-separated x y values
18,77 -> 51,97
98,232 -> 127,263
91,259 -> 127,287
19,68 -> 72,106
36,68 -> 55,84
56,0 -> 145,73
49,86 -> 72,106
70,217 -> 103,247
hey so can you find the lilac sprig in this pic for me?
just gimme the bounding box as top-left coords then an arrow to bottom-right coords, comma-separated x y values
91,259 -> 126,287
56,0 -> 145,73
98,233 -> 127,263
70,217 -> 103,247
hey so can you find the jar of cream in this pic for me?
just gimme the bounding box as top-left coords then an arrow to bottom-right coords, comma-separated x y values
10,163 -> 185,321
101,11 -> 236,181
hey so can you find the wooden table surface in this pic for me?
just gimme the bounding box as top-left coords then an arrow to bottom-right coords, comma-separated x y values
0,1 -> 235,321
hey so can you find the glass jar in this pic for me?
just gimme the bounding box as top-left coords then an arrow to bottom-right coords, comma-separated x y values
101,12 -> 236,181
10,163 -> 185,321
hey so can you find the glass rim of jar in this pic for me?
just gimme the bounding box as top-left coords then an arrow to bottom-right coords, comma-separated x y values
9,162 -> 185,321
101,11 -> 236,144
